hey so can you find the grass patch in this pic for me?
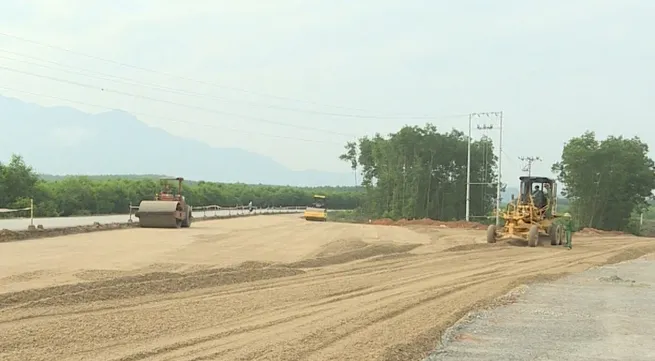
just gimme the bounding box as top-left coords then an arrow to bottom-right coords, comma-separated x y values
328,210 -> 369,223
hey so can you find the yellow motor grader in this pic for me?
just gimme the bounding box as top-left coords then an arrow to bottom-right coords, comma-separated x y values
487,176 -> 565,247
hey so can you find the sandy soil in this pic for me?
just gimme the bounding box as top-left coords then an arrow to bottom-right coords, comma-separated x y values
1,214 -> 654,361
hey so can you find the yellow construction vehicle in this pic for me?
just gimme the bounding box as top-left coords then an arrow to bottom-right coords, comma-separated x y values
487,176 -> 565,247
304,194 -> 327,221
135,177 -> 193,228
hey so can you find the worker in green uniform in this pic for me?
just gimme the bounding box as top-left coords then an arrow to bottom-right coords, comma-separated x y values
563,212 -> 574,249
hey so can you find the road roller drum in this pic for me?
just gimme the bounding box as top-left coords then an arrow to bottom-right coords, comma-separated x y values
134,177 -> 193,229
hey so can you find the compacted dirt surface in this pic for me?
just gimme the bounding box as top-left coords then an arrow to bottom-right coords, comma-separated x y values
1,214 -> 654,361
425,256 -> 655,361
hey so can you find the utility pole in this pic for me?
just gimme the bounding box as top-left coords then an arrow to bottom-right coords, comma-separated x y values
465,114 -> 472,222
465,111 -> 503,225
519,156 -> 541,177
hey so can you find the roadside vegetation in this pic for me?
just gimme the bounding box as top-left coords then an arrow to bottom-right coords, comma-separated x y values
338,126 -> 655,235
0,155 -> 362,217
3,127 -> 654,236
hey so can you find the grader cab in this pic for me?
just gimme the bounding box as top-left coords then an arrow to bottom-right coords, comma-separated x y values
487,176 -> 565,247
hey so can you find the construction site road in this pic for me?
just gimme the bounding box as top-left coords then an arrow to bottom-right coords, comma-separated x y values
424,255 -> 655,361
1,214 -> 654,361
0,207 -> 301,231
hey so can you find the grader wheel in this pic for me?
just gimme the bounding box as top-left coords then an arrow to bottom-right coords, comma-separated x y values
549,224 -> 558,246
486,225 -> 497,243
527,225 -> 539,247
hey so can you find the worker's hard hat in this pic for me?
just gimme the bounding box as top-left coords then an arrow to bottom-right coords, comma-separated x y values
563,212 -> 571,217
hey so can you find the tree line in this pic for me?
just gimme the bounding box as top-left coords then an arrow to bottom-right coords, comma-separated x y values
4,127 -> 653,232
552,131 -> 655,233
340,125 -> 655,233
339,124 -> 499,221
0,155 -> 363,217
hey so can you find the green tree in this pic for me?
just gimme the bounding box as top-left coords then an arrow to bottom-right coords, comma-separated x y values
0,154 -> 39,208
552,131 -> 655,232
340,124 -> 499,221
0,154 -> 364,217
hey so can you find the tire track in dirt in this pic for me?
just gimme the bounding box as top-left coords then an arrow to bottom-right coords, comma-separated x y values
1,218 -> 654,361
153,239 -> 655,361
134,251 -> 584,361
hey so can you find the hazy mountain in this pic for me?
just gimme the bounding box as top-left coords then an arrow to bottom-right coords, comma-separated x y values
0,95 -> 354,186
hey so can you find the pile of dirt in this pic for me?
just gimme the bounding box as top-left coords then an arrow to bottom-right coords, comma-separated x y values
286,239 -> 421,268
371,218 -> 487,230
0,262 -> 304,309
0,222 -> 138,243
577,227 -> 626,236
371,218 -> 396,225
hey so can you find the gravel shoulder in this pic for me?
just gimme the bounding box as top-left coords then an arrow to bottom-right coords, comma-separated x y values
424,255 -> 655,361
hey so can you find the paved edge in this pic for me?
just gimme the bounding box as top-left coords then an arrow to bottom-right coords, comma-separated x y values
421,254 -> 655,361
0,211 -> 303,243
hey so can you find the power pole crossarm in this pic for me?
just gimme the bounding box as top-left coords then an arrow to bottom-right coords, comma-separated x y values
518,156 -> 542,177
465,111 -> 503,225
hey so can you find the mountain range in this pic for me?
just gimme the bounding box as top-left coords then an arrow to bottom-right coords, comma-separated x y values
0,95 -> 355,186
0,95 -> 541,198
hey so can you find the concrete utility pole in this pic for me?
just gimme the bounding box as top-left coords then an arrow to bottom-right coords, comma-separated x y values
466,114 -> 472,222
465,111 -> 503,226
519,156 -> 542,177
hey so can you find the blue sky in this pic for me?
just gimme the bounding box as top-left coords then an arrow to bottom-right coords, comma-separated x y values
0,0 -> 653,183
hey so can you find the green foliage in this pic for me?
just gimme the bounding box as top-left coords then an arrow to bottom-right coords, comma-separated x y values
328,209 -> 370,223
0,155 -> 39,209
552,131 -> 655,232
339,124 -> 500,220
0,155 -> 363,217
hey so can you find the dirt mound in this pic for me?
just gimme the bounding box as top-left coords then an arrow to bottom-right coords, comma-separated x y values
365,253 -> 417,262
309,238 -> 369,258
286,240 -> 421,268
0,270 -> 50,283
0,263 -> 304,309
74,269 -> 132,281
371,218 -> 486,230
605,246 -> 655,264
443,243 -> 498,252
0,222 -> 138,243
371,218 -> 396,225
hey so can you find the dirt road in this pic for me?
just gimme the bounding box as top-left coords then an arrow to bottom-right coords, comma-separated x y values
1,214 -> 654,361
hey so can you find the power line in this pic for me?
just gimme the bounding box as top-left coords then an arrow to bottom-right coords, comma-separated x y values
0,85 -> 344,145
0,48 -> 458,120
0,64 -> 357,137
0,31 -> 454,117
518,156 -> 542,176
465,111 -> 504,226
